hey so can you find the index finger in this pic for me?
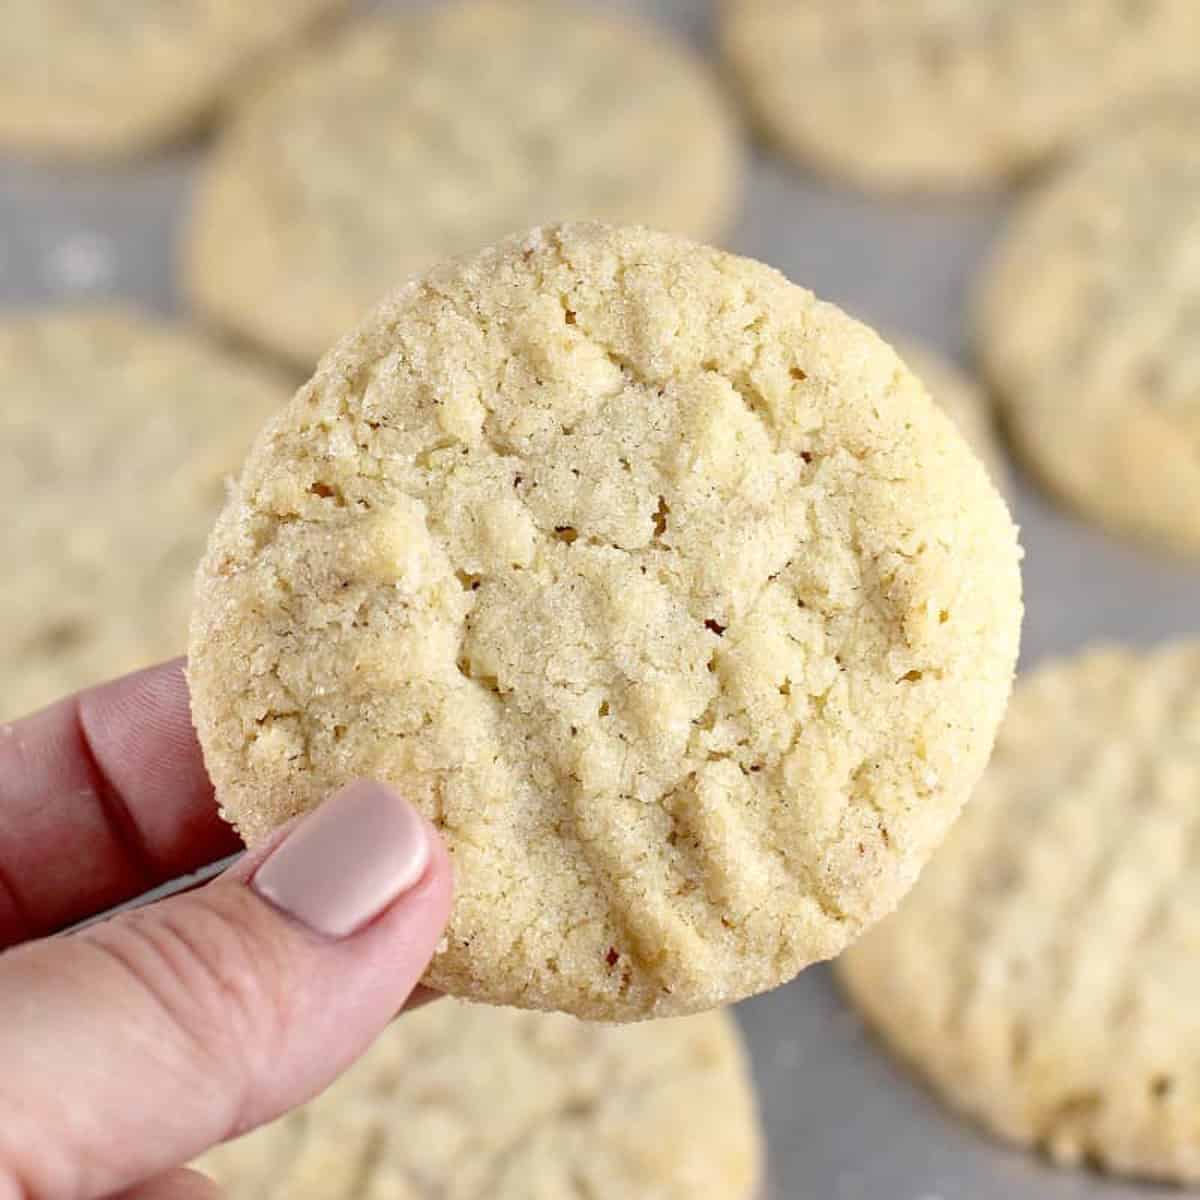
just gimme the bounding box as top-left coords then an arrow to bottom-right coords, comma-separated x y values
0,658 -> 240,948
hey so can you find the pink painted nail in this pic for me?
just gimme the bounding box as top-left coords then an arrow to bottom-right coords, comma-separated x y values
252,780 -> 431,938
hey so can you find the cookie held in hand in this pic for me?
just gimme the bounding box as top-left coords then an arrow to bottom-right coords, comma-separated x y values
190,223 -> 1023,1020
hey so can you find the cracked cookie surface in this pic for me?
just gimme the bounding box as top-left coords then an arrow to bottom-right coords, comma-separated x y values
1,308 -> 290,721
977,104 -> 1200,555
186,0 -> 740,367
0,0 -> 348,157
720,0 -> 1200,189
839,641 -> 1200,1184
194,1002 -> 762,1199
189,223 -> 1022,1020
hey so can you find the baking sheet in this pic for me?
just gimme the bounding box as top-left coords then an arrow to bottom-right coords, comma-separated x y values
3,2 -> 1198,1196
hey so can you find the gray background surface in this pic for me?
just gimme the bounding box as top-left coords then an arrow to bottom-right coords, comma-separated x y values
2,1 -> 1197,1197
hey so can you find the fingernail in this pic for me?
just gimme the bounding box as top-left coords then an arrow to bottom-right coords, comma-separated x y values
252,780 -> 431,938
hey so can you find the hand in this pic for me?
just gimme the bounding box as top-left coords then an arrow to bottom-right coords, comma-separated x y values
0,659 -> 453,1200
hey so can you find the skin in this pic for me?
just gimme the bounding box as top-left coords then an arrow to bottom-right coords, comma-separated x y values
0,659 -> 453,1200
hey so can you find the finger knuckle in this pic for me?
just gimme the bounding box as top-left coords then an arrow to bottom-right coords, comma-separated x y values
86,888 -> 295,1110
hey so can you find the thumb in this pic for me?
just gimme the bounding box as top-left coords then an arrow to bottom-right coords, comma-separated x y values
0,780 -> 452,1200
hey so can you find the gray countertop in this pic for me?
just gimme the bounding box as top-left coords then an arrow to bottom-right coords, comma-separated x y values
3,2 -> 1197,1196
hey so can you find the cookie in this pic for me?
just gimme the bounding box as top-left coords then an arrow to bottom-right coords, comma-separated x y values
977,104 -> 1200,554
719,0 -> 1200,190
184,0 -> 741,367
838,641 -> 1200,1184
195,1002 -> 762,1199
0,0 -> 349,158
0,309 -> 290,721
189,222 -> 1023,1021
894,341 -> 1008,492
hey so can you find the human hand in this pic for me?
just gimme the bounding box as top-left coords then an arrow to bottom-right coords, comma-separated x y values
0,659 -> 453,1200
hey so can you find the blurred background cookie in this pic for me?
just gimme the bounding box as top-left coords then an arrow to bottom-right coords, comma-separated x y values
0,0 -> 350,158
0,308 -> 290,720
720,0 -> 1200,190
839,641 -> 1200,1184
977,104 -> 1200,555
185,0 -> 741,366
895,340 -> 1009,492
196,1001 -> 764,1199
